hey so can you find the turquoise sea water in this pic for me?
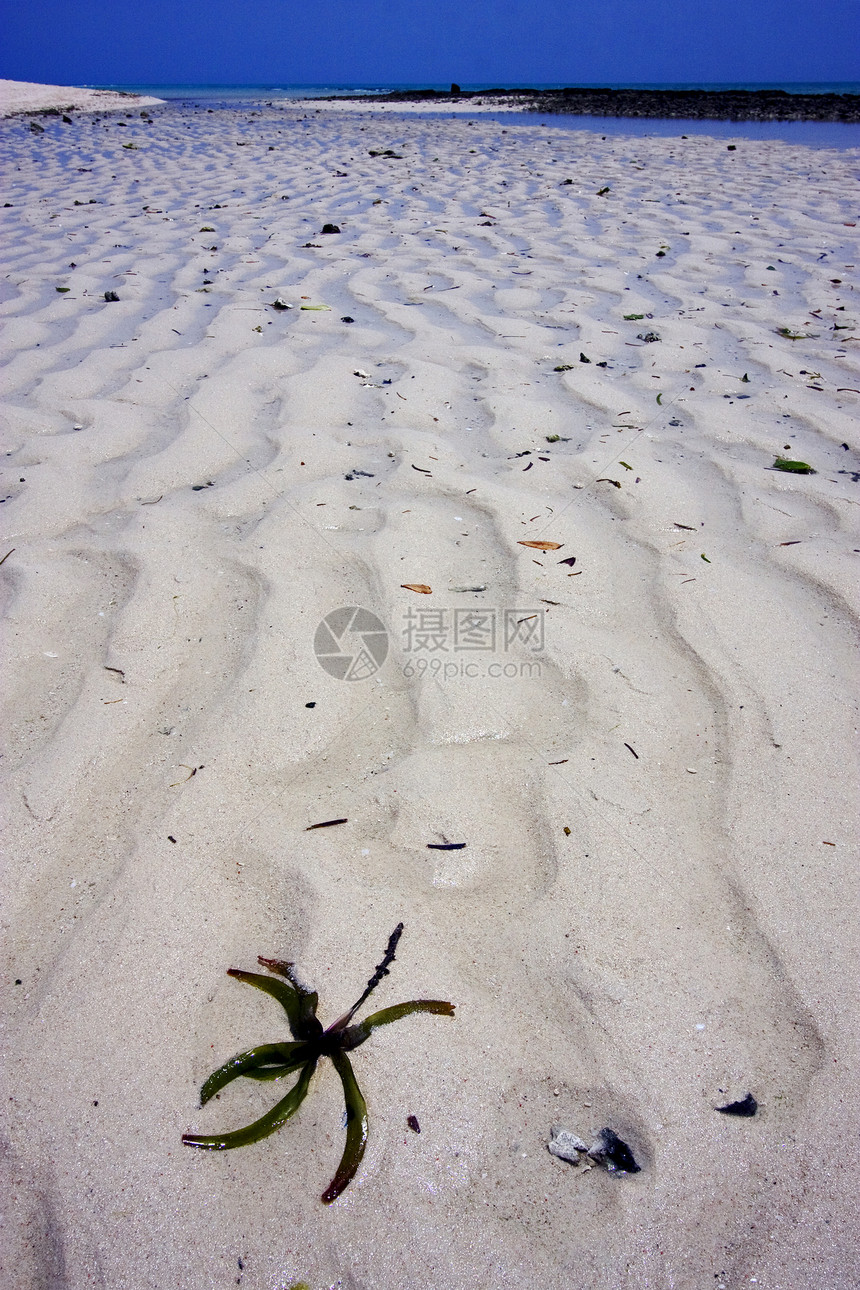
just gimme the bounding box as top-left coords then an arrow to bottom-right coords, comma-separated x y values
99,82 -> 860,148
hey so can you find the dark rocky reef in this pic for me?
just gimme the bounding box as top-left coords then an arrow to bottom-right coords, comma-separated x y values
345,86 -> 860,123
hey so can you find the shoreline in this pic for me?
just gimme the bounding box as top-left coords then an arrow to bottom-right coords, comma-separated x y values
3,78 -> 858,123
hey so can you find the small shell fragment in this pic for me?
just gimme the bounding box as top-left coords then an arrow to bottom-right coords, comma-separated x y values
548,1127 -> 588,1164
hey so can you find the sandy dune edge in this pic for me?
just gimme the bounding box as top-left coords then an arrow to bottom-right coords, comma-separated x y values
0,77 -> 163,117
0,101 -> 858,1289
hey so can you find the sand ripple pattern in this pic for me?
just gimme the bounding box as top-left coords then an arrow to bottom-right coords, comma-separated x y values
1,104 -> 858,1290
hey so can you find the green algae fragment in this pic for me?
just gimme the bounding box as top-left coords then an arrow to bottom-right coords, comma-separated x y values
776,327 -> 817,340
773,458 -> 816,474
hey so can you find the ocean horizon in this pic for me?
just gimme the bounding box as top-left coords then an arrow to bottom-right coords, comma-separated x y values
97,80 -> 860,98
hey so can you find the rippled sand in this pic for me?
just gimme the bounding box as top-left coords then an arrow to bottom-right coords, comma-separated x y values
1,95 -> 858,1290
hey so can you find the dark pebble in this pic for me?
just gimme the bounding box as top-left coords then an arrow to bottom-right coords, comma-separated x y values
591,1128 -> 640,1173
407,1114 -> 421,1132
716,1092 -> 758,1117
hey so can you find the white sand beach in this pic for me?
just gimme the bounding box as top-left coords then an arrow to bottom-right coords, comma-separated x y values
1,84 -> 858,1290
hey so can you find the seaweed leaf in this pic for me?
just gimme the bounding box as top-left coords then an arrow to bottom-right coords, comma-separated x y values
341,1000 -> 456,1050
200,1041 -> 311,1104
322,1051 -> 368,1203
183,1060 -> 317,1150
226,967 -> 312,1037
244,1062 -> 311,1082
257,958 -> 323,1037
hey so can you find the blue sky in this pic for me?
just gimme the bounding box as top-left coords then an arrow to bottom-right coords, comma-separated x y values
1,0 -> 857,87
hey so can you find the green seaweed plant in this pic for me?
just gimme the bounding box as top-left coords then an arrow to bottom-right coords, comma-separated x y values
182,923 -> 454,1203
